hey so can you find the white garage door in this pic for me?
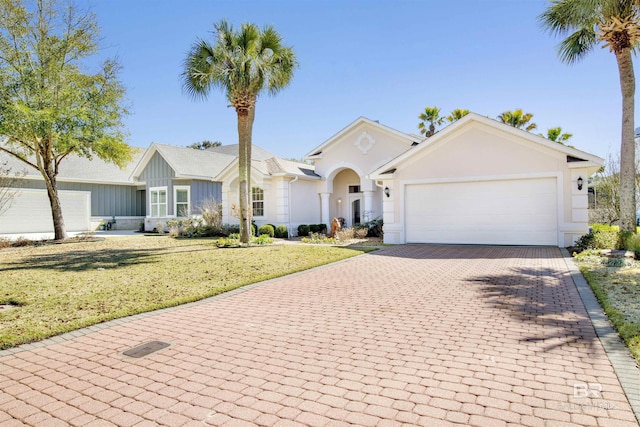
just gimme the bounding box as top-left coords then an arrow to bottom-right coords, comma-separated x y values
405,178 -> 557,245
0,189 -> 91,234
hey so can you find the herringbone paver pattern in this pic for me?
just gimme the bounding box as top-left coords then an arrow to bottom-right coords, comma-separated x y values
0,245 -> 637,426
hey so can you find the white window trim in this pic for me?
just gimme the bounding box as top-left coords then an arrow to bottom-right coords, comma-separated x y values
149,186 -> 168,218
174,185 -> 191,218
252,187 -> 265,218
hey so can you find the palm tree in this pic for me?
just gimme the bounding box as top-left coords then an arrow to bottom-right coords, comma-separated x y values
544,127 -> 573,144
539,0 -> 639,233
418,106 -> 444,137
447,109 -> 470,123
497,109 -> 537,131
182,20 -> 297,243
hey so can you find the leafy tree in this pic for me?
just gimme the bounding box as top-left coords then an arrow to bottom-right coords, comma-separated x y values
544,127 -> 573,143
497,109 -> 537,131
590,153 -> 640,225
418,106 -> 444,137
539,0 -> 640,233
188,140 -> 222,150
0,0 -> 132,240
446,109 -> 470,123
0,161 -> 25,217
182,20 -> 297,243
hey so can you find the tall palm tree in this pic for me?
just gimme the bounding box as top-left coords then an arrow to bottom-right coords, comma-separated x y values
418,106 -> 444,137
539,0 -> 640,233
182,20 -> 297,243
447,108 -> 470,123
497,109 -> 537,131
544,127 -> 573,143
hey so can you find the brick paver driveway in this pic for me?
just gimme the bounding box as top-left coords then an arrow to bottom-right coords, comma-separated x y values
1,245 -> 638,426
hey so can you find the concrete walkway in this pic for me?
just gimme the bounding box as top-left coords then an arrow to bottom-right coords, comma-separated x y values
1,245 -> 638,426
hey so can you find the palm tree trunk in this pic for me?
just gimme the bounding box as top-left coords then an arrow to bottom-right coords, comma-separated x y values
616,47 -> 637,233
237,109 -> 251,243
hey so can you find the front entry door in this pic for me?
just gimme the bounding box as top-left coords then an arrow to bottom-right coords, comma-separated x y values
351,198 -> 361,226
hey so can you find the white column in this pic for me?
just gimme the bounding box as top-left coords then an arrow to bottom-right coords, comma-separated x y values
320,192 -> 330,229
363,191 -> 373,222
275,179 -> 289,224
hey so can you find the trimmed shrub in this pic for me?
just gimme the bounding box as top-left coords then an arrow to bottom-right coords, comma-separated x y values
258,224 -> 275,237
592,230 -> 620,250
592,224 -> 617,233
575,229 -> 633,252
309,223 -> 327,234
275,225 -> 288,238
627,234 -> 640,258
298,224 -> 310,237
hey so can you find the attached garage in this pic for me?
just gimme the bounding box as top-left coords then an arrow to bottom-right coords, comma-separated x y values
369,113 -> 604,247
404,177 -> 558,245
0,189 -> 91,234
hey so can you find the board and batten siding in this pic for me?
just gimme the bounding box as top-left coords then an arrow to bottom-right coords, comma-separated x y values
138,152 -> 222,216
190,180 -> 222,212
16,179 -> 145,216
139,152 -> 176,215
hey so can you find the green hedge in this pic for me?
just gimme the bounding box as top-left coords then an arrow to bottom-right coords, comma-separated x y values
275,225 -> 288,238
258,224 -> 275,237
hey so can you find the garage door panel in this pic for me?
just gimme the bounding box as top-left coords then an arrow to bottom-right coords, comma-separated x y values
0,189 -> 90,234
405,178 -> 557,245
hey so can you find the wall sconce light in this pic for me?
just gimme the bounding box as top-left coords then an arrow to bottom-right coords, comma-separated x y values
337,198 -> 342,204
577,177 -> 583,191
384,186 -> 390,198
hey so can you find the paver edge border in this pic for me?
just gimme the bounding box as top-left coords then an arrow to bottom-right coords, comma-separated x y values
0,245 -> 384,358
561,248 -> 640,424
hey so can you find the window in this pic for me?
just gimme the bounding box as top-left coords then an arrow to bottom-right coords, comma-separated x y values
174,186 -> 190,217
252,187 -> 264,217
150,187 -> 167,217
348,185 -> 361,193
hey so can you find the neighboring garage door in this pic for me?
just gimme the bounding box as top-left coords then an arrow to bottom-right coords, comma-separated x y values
405,178 -> 557,245
0,189 -> 91,234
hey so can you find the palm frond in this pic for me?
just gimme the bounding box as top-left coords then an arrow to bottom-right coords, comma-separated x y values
558,27 -> 598,63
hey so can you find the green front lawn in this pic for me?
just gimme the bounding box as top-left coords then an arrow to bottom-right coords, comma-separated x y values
0,237 -> 368,349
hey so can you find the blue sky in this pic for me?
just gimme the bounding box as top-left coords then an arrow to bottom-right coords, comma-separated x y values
92,0 -> 631,161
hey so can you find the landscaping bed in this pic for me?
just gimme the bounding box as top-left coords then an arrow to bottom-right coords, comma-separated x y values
572,224 -> 640,363
0,236 -> 368,349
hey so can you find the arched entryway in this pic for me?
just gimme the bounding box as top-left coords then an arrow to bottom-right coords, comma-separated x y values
319,164 -> 382,229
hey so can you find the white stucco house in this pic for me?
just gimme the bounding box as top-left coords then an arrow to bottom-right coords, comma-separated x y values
0,112 -> 603,247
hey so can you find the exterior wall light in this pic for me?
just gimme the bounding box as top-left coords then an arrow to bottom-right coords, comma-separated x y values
577,177 -> 583,191
384,186 -> 390,198
337,198 -> 342,204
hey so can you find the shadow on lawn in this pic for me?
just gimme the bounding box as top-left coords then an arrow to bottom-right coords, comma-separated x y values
0,245 -> 213,272
470,266 -> 600,353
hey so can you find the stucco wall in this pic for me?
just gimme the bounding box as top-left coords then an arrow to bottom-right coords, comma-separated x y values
313,123 -> 413,181
290,179 -> 321,226
379,121 -> 593,246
